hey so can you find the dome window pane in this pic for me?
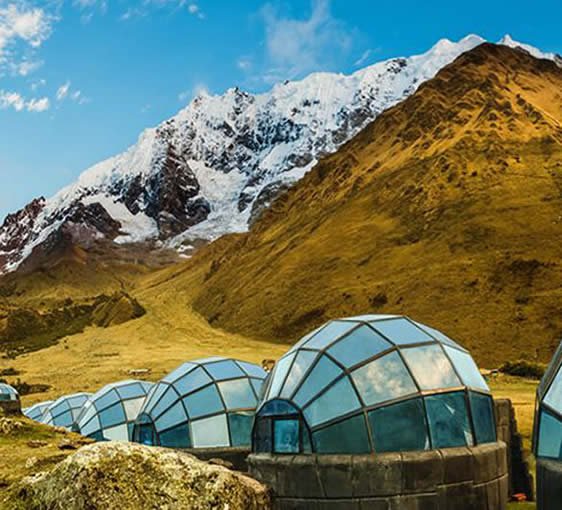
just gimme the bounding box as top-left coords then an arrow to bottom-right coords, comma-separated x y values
312,414 -> 370,454
327,325 -> 391,368
425,392 -> 473,448
402,344 -> 460,390
303,377 -> 361,427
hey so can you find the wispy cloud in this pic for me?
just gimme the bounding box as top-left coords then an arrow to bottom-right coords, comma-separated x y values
237,57 -> 252,71
178,83 -> 208,103
56,80 -> 90,104
56,80 -> 70,101
30,77 -> 46,91
257,0 -> 355,84
0,89 -> 49,112
121,1 -> 205,21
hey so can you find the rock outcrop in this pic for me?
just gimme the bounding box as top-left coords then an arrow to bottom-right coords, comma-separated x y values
13,442 -> 272,510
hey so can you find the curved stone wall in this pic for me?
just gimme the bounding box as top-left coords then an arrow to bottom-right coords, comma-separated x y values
249,442 -> 508,509
536,459 -> 562,510
183,447 -> 250,472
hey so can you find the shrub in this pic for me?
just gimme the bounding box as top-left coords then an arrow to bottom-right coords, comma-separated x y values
499,360 -> 546,380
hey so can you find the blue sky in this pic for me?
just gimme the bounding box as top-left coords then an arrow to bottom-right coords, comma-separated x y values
0,0 -> 560,221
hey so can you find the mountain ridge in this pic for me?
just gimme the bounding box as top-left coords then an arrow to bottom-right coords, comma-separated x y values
1,34 -> 558,275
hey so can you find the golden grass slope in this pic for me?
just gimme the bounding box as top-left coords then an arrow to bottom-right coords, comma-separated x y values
191,43 -> 562,366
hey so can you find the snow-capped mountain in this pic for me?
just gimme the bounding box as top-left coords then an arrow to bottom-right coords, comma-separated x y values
0,34 -> 558,274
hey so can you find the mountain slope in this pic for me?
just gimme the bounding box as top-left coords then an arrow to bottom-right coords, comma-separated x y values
2,34 -> 557,275
190,43 -> 562,365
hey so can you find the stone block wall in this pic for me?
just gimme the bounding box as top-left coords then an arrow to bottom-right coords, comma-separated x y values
248,442 -> 508,510
183,446 -> 250,472
494,398 -> 534,501
536,459 -> 562,510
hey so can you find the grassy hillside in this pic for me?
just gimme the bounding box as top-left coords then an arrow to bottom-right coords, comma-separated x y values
190,43 -> 562,366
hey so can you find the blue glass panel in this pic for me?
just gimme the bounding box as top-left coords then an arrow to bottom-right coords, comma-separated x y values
413,321 -> 466,350
444,346 -> 489,391
155,400 -> 188,432
116,383 -> 148,400
280,350 -> 318,398
303,377 -> 361,427
162,362 -> 197,383
469,392 -> 496,444
235,361 -> 267,379
183,385 -> 224,419
191,414 -> 229,448
159,424 -> 191,448
68,395 -> 89,408
292,324 -> 326,350
267,353 -> 296,398
150,385 -> 180,420
144,384 -> 166,413
174,367 -> 212,396
99,402 -> 126,428
259,399 -> 300,417
369,398 -> 429,452
94,389 -> 119,411
55,410 -> 73,428
250,378 -> 265,400
545,369 -> 562,415
228,412 -> 254,447
351,351 -> 417,406
254,418 -> 272,453
537,409 -> 562,460
274,419 -> 300,453
218,379 -> 257,409
327,325 -> 391,368
51,400 -> 70,415
401,344 -> 461,390
304,321 -> 358,350
371,318 -> 434,345
293,355 -> 342,408
425,392 -> 473,448
313,414 -> 370,454
204,360 -> 245,381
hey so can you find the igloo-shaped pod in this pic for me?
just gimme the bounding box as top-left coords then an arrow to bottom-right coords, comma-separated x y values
133,357 -> 267,449
253,315 -> 496,455
74,380 -> 154,441
23,400 -> 53,422
41,392 -> 92,429
0,383 -> 21,414
534,341 -> 562,509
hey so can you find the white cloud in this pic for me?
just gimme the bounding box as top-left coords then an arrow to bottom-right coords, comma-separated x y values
178,83 -> 208,103
354,49 -> 372,67
188,4 -> 198,14
56,80 -> 70,101
258,0 -> 354,84
0,89 -> 49,112
30,78 -> 46,91
10,58 -> 42,76
237,57 -> 252,71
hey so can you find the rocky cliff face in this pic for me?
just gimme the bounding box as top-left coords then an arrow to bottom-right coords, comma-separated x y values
0,35 -> 557,275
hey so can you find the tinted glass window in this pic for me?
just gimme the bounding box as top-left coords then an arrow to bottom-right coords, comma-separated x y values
444,346 -> 489,391
413,321 -> 465,350
191,414 -> 230,448
258,399 -> 300,417
274,419 -> 300,453
304,321 -> 357,350
545,371 -> 562,414
162,362 -> 196,383
174,367 -> 212,396
369,398 -> 430,453
425,392 -> 473,448
469,392 -> 496,444
138,423 -> 154,446
351,351 -> 417,406
81,415 -> 101,436
538,409 -> 562,460
402,344 -> 460,390
235,361 -> 267,378
183,384 -> 224,419
159,424 -> 191,448
280,350 -> 318,399
99,402 -> 126,428
303,377 -> 361,427
95,390 -> 119,411
313,414 -> 370,454
204,360 -> 245,381
116,383 -> 147,400
293,356 -> 342,408
218,379 -> 257,410
267,353 -> 296,398
254,418 -> 272,453
371,318 -> 434,345
56,410 -> 74,427
144,384 -> 167,413
250,378 -> 265,400
155,400 -> 188,432
228,412 -> 254,447
150,386 -> 180,420
327,325 -> 391,368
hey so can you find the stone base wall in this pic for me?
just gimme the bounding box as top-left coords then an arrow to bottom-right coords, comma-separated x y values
249,442 -> 508,510
0,400 -> 21,416
182,447 -> 250,472
494,398 -> 534,500
536,459 -> 562,510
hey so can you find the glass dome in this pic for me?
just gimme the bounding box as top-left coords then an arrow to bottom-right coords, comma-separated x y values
133,357 -> 267,449
534,341 -> 562,461
23,400 -> 53,422
74,380 -> 154,441
41,392 -> 92,429
253,315 -> 496,455
0,383 -> 19,402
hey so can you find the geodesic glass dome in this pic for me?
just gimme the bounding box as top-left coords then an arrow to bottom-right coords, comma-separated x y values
253,315 -> 496,455
534,341 -> 562,461
133,357 -> 267,449
41,392 -> 92,429
74,380 -> 154,441
0,383 -> 19,402
23,400 -> 53,422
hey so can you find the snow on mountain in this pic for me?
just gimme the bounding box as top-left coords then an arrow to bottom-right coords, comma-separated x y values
0,34 -> 556,274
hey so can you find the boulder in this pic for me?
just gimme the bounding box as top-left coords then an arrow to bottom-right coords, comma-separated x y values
13,442 -> 273,510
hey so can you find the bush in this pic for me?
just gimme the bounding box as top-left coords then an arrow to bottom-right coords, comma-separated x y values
499,360 -> 546,380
